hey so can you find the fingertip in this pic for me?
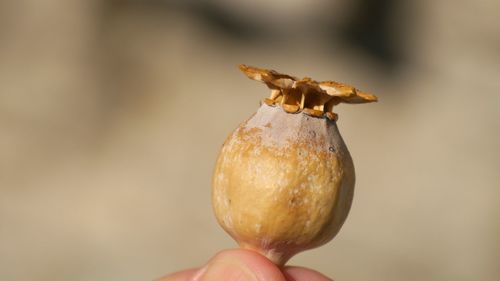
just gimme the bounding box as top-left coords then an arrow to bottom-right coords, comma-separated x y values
283,266 -> 333,281
202,248 -> 286,281
156,250 -> 332,281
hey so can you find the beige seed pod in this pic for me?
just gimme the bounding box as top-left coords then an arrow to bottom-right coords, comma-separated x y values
212,65 -> 377,265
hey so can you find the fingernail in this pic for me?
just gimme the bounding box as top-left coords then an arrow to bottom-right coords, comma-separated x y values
196,260 -> 258,281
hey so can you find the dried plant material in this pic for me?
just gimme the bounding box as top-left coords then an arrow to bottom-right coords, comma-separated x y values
212,65 -> 378,265
239,64 -> 377,120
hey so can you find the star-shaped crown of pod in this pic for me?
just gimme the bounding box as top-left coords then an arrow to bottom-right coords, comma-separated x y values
239,64 -> 378,120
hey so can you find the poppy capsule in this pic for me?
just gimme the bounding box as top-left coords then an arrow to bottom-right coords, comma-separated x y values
212,65 -> 377,265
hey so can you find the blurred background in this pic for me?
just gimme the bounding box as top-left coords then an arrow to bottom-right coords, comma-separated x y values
1,0 -> 499,280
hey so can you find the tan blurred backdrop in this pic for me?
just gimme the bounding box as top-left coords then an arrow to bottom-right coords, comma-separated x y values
1,0 -> 499,280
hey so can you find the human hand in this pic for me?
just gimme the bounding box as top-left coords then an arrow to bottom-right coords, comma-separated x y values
157,249 -> 332,281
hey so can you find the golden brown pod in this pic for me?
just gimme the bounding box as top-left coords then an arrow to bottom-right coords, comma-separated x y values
212,65 -> 377,265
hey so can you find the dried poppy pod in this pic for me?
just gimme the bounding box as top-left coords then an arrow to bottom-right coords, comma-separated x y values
212,65 -> 377,265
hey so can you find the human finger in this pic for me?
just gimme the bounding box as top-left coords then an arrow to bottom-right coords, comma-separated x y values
194,248 -> 286,281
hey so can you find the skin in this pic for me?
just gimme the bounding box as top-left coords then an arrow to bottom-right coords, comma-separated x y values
156,248 -> 332,281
